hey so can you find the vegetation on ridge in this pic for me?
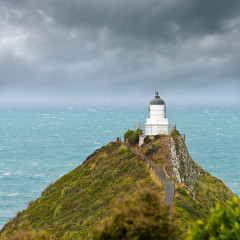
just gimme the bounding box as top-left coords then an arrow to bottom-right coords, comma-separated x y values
0,142 -> 163,239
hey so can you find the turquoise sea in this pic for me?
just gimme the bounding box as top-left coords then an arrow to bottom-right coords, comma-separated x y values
0,100 -> 239,228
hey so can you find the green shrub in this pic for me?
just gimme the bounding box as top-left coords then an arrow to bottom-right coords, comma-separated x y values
124,130 -> 134,142
130,129 -> 142,145
92,189 -> 181,240
143,136 -> 151,144
124,129 -> 142,145
176,187 -> 189,197
188,196 -> 240,240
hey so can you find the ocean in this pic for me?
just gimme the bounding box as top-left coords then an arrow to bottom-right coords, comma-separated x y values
0,100 -> 239,228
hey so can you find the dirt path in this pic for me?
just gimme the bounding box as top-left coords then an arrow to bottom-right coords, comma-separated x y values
123,143 -> 174,206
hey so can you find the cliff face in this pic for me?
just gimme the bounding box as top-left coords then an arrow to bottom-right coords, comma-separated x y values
168,131 -> 234,229
169,132 -> 199,194
0,130 -> 235,239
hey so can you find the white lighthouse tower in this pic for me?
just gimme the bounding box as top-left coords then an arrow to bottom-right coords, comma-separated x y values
145,91 -> 169,135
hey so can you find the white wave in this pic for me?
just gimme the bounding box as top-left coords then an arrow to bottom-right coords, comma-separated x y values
32,163 -> 38,166
88,108 -> 99,112
3,173 -> 10,176
43,116 -> 57,119
216,133 -> 225,136
8,193 -> 19,196
81,140 -> 92,143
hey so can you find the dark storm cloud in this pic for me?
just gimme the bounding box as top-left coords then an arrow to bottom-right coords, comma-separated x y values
0,0 -> 240,97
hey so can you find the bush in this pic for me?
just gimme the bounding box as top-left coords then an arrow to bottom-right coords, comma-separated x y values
130,129 -> 142,145
124,130 -> 134,142
176,187 -> 189,197
188,196 -> 240,240
124,129 -> 142,145
92,189 -> 181,240
143,136 -> 151,144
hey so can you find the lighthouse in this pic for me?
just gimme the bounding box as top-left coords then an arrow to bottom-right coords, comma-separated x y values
145,91 -> 169,135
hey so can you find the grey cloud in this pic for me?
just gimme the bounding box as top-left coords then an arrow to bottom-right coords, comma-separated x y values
0,0 -> 240,98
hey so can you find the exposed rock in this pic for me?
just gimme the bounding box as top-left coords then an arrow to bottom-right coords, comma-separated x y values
170,135 -> 199,194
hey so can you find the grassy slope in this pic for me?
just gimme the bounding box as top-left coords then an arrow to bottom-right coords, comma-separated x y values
137,133 -> 235,231
0,142 -> 163,240
139,135 -> 173,176
173,172 -> 234,231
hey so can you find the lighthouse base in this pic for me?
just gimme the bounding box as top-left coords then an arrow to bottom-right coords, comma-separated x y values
145,123 -> 169,136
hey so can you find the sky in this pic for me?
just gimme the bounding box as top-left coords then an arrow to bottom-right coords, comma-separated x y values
0,0 -> 240,103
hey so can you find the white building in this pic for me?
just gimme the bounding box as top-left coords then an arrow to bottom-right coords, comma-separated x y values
145,91 -> 169,135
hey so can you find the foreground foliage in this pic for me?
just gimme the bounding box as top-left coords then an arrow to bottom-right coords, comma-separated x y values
93,189 -> 181,240
189,196 -> 240,240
